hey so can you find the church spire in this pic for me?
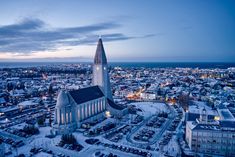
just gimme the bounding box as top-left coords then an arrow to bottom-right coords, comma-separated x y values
94,38 -> 107,64
93,38 -> 113,101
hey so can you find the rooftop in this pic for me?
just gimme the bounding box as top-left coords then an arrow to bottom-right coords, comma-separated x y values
69,85 -> 104,104
217,107 -> 235,121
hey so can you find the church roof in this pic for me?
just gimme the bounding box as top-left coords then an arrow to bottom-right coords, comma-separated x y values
94,38 -> 107,64
69,86 -> 104,104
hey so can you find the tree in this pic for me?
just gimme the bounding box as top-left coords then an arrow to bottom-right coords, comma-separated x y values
178,93 -> 189,111
23,125 -> 39,135
48,84 -> 54,95
37,117 -> 45,126
6,82 -> 14,91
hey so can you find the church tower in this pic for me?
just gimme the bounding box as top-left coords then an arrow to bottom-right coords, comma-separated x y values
93,38 -> 113,101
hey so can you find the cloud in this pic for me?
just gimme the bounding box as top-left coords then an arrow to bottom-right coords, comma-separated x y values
0,18 -> 140,54
0,56 -> 92,62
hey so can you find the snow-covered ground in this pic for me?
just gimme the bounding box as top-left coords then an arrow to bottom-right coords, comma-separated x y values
6,126 -> 61,157
130,102 -> 168,117
34,152 -> 53,157
4,101 -> 180,157
162,135 -> 180,157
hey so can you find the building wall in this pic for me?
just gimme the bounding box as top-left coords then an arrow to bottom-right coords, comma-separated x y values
140,93 -> 156,100
186,124 -> 235,156
53,96 -> 107,134
75,97 -> 106,122
186,123 -> 192,149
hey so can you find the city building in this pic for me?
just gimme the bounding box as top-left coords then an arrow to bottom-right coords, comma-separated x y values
186,108 -> 235,156
140,91 -> 156,100
53,38 -> 126,134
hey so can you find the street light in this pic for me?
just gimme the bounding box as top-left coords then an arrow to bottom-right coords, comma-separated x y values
105,111 -> 111,118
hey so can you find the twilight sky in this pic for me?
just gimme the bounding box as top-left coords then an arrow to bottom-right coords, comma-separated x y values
0,0 -> 235,62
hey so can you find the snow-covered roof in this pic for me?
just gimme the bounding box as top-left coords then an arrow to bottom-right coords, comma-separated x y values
18,100 -> 38,107
188,101 -> 218,116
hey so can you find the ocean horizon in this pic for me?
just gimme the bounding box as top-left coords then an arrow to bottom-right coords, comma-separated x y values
0,62 -> 235,69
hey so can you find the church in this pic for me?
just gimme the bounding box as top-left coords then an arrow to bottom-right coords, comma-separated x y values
53,38 -> 127,134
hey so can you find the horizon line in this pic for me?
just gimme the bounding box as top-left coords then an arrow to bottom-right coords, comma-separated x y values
0,61 -> 235,63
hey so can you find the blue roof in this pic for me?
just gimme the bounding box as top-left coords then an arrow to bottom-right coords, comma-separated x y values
221,110 -> 234,120
220,121 -> 235,128
186,112 -> 214,121
69,86 -> 104,104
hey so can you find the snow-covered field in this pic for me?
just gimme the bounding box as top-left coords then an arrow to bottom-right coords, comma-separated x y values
130,102 -> 168,117
162,135 -> 180,156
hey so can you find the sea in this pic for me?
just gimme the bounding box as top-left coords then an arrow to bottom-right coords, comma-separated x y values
0,62 -> 235,69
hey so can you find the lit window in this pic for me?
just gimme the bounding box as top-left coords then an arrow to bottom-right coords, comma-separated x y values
61,113 -> 64,124
214,116 -> 220,121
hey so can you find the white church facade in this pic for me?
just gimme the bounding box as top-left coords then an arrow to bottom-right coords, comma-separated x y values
53,38 -> 127,134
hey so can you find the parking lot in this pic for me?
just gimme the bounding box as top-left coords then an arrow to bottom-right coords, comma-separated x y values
97,141 -> 152,157
105,124 -> 132,142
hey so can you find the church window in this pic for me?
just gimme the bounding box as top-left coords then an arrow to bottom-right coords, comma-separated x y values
55,110 -> 57,123
61,112 -> 64,124
96,101 -> 99,113
87,104 -> 90,117
86,104 -> 89,117
66,112 -> 69,123
100,100 -> 102,111
84,106 -> 86,118
104,99 -> 106,109
86,105 -> 89,117
77,109 -> 80,121
102,99 -> 105,110
98,101 -> 101,112
89,103 -> 92,116
85,104 -> 88,118
93,101 -> 96,114
81,107 -> 84,120
92,102 -> 95,114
